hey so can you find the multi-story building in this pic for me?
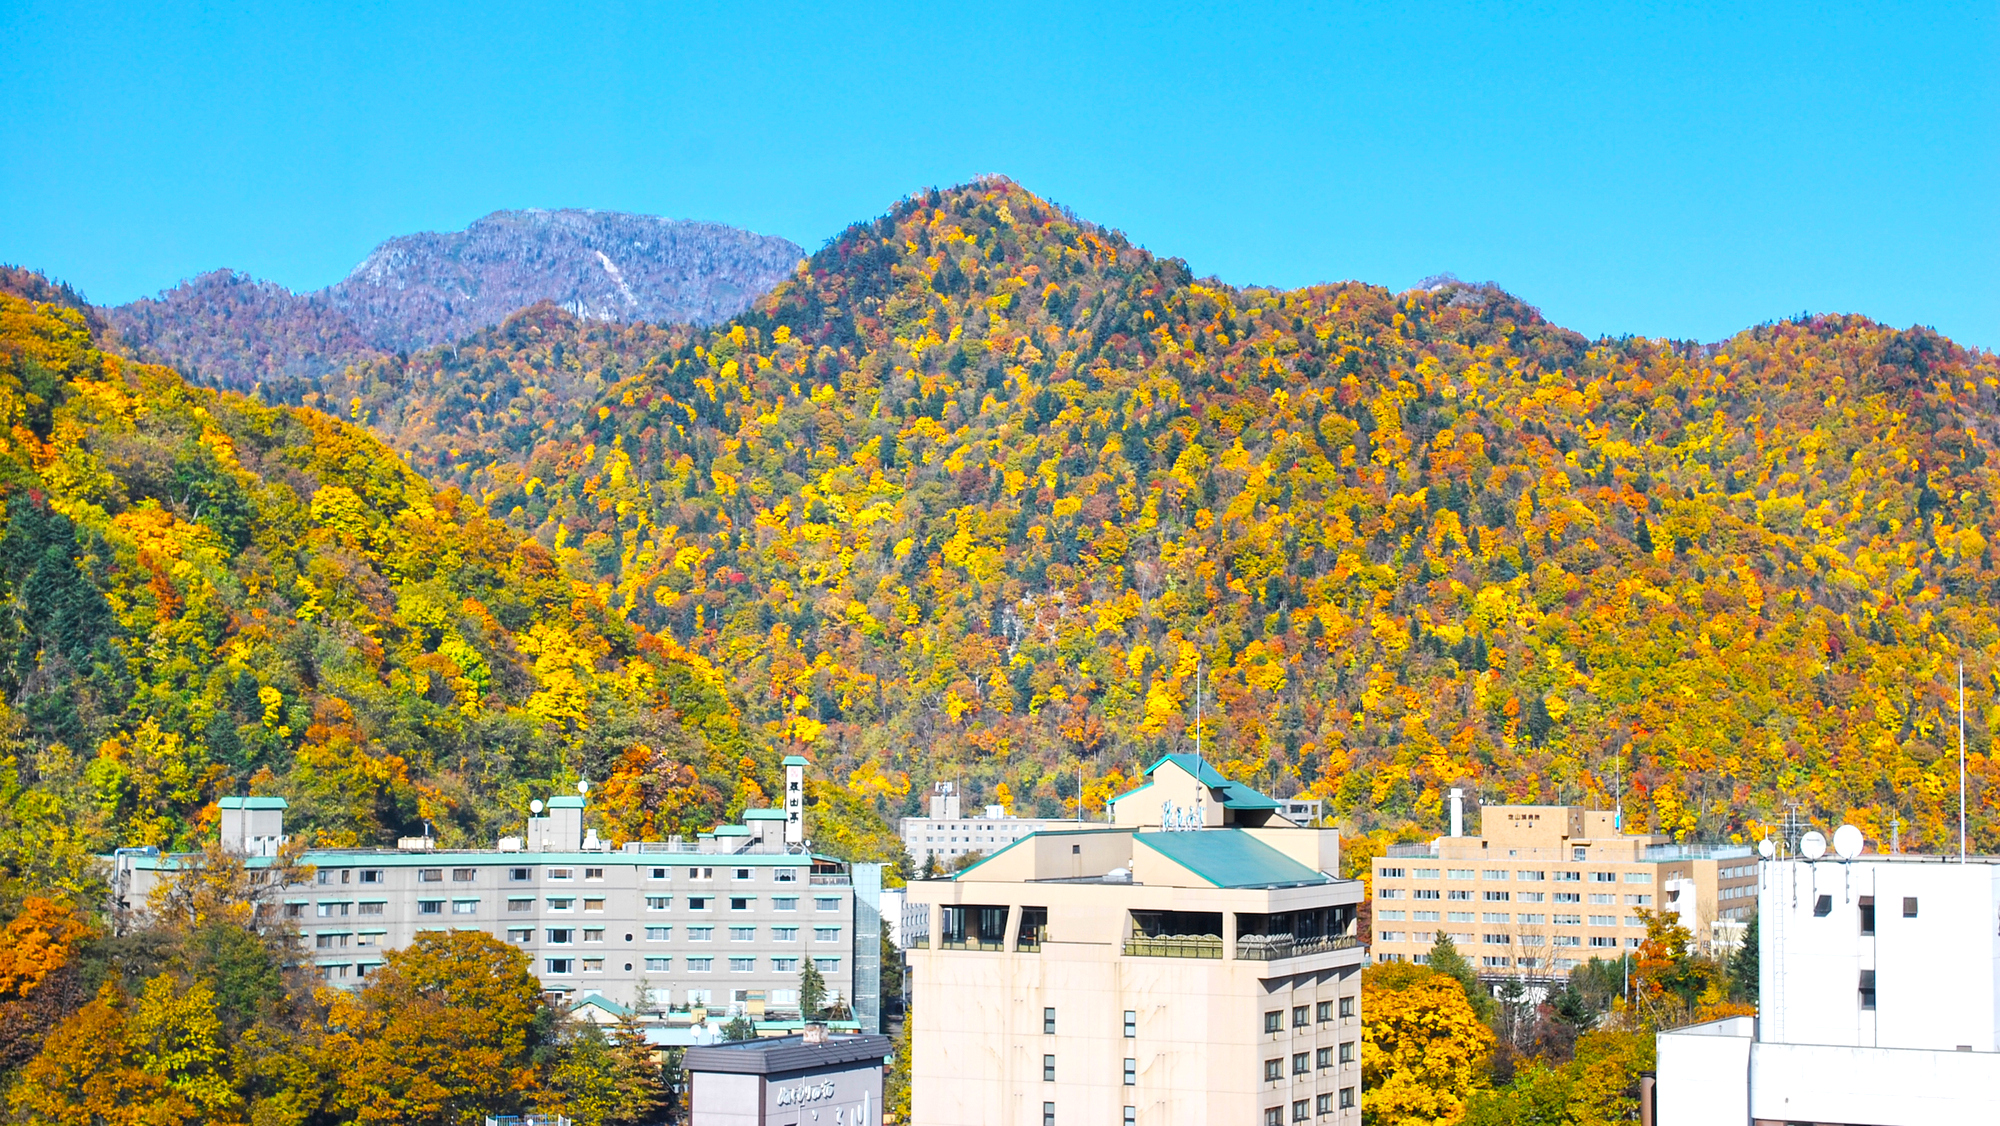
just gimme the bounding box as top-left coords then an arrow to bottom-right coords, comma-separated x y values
900,781 -> 1087,866
1656,848 -> 2000,1124
906,755 -> 1366,1126
112,794 -> 884,1031
1369,796 -> 1756,978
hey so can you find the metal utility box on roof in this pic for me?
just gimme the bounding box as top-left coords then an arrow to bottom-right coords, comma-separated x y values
219,795 -> 287,857
683,1031 -> 890,1125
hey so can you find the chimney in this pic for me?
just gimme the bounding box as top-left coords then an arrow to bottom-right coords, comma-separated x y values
1450,788 -> 1464,838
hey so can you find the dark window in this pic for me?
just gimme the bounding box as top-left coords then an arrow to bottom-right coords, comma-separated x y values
1044,1007 -> 1056,1035
1263,1058 -> 1282,1082
1124,1108 -> 1136,1126
1263,1010 -> 1282,1034
1859,969 -> 1877,1010
1339,996 -> 1356,1019
1317,1094 -> 1333,1114
417,900 -> 443,915
1316,1047 -> 1332,1068
1043,1103 -> 1055,1126
1123,1058 -> 1136,1085
1340,1087 -> 1356,1109
1043,1054 -> 1055,1082
1292,1099 -> 1309,1123
1263,1108 -> 1282,1126
1072,844 -> 1081,855
1123,1010 -> 1136,1038
1859,895 -> 1875,935
1813,894 -> 1832,917
452,868 -> 476,881
1292,1052 -> 1308,1076
1340,1040 -> 1355,1064
1292,1005 -> 1309,1028
509,867 -> 531,881
1903,896 -> 1919,918
1316,1000 -> 1332,1022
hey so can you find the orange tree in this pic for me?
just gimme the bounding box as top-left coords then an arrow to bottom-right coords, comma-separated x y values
321,930 -> 548,1125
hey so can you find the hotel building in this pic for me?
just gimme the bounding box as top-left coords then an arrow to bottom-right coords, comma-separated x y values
906,755 -> 1366,1126
112,793 -> 884,1031
1369,797 -> 1757,977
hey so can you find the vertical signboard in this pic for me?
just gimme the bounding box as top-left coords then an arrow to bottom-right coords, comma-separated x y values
784,754 -> 807,846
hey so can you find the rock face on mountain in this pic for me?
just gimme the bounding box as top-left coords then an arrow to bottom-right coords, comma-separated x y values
103,210 -> 802,387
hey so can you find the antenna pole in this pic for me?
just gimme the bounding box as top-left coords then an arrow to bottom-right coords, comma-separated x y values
1960,661 -> 1967,864
1194,657 -> 1204,762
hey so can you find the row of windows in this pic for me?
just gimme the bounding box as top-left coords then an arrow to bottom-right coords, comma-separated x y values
1377,910 -> 1647,924
1261,999 -> 1358,1033
544,956 -> 841,974
315,865 -> 814,885
1378,867 -> 1654,883
1380,889 -> 1651,905
1377,930 -> 1640,950
293,895 -> 843,918
1264,1091 -> 1356,1123
1379,952 -> 1597,971
1261,1043 -> 1358,1079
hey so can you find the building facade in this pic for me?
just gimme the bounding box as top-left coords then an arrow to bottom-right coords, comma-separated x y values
113,795 -> 883,1031
1656,852 -> 2000,1125
684,1029 -> 892,1126
900,782 -> 1088,867
1369,802 -> 1756,978
906,756 -> 1366,1126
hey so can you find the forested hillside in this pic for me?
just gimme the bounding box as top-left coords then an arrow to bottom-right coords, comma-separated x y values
294,177 -> 2000,855
104,210 -> 802,389
0,284 -> 842,901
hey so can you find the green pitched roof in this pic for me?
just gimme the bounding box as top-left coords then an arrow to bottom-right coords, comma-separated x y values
1139,755 -> 1282,810
547,796 -> 585,809
219,796 -> 289,810
782,755 -> 810,767
1134,829 -> 1328,888
742,809 -> 788,822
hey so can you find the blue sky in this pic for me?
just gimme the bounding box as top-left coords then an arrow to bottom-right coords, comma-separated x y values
3,1 -> 1994,348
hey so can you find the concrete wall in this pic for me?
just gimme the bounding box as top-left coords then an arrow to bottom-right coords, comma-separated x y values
1654,1017 -> 1751,1126
1748,1040 -> 2000,1126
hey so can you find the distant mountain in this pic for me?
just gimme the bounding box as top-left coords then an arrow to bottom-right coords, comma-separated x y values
102,209 -> 803,387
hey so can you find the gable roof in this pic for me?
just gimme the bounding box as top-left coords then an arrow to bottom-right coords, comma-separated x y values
1134,828 -> 1329,888
1131,754 -> 1282,811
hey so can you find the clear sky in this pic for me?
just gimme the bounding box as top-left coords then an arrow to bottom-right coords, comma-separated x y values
3,1 -> 1994,348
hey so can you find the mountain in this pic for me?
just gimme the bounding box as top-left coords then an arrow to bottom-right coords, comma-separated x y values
297,176 -> 2000,858
101,210 -> 803,388
0,275 -> 833,895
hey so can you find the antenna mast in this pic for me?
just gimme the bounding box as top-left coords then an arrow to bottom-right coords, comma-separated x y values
1194,657 -> 1204,763
1960,661 -> 1967,864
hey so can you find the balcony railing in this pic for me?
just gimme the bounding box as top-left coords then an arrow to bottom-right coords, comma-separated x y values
938,937 -> 1005,952
1383,844 -> 1436,858
809,874 -> 852,886
1122,934 -> 1224,959
1235,933 -> 1362,961
1017,926 -> 1047,953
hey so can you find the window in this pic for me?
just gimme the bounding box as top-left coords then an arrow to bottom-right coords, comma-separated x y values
771,957 -> 799,971
452,899 -> 478,915
1447,868 -> 1474,880
1379,867 -> 1405,878
1291,1051 -> 1309,1076
1516,870 -> 1545,881
1340,1040 -> 1355,1064
1263,1058 -> 1282,1082
686,958 -> 712,972
1588,893 -> 1614,904
730,897 -> 753,911
731,868 -> 752,881
582,898 -> 605,912
360,869 -> 383,883
510,867 -> 531,882
646,896 -> 671,910
1554,935 -> 1581,946
582,928 -> 604,943
1903,896 -> 1919,918
316,902 -> 350,917
772,926 -> 798,941
1316,1000 -> 1332,1022
1589,915 -> 1616,926
774,897 -> 798,911
814,897 -> 841,911
1572,848 -> 1587,861
314,933 -> 349,949
507,928 -> 531,943
1554,892 -> 1581,904
1263,1010 -> 1282,1034
1590,872 -> 1616,883
688,897 -> 710,911
548,869 -> 573,880
1412,867 -> 1439,878
728,958 -> 755,972
1448,890 -> 1473,901
1316,1046 -> 1332,1068
1124,1057 -> 1137,1085
1293,1005 -> 1309,1028
547,928 -> 574,944
1043,1054 -> 1056,1082
504,897 -> 530,913
689,867 -> 713,880
1859,969 -> 1876,1010
1484,891 -> 1510,902
1340,1087 -> 1356,1109
581,958 -> 603,973
1813,895 -> 1832,917
548,897 -> 575,911
729,927 -> 756,941
1517,892 -> 1545,903
1044,1103 -> 1056,1126
1589,936 -> 1616,948
419,869 -> 443,883
1859,896 -> 1876,935
775,868 -> 798,882
1339,996 -> 1355,1019
545,958 -> 574,974
645,927 -> 671,940
1124,1010 -> 1137,1037
1553,871 -> 1581,882
644,957 -> 671,971
812,958 -> 839,972
1483,955 -> 1511,966
1482,912 -> 1510,923
1410,889 -> 1437,900
584,868 -> 603,880
1316,1094 -> 1333,1115
1263,1110 -> 1282,1126
1483,934 -> 1510,945
452,868 -> 476,882
1624,872 -> 1652,883
648,867 -> 669,880
1292,1099 -> 1308,1123
1624,893 -> 1652,905
417,900 -> 443,915
358,901 -> 384,916
283,903 -> 306,919
688,927 -> 713,941
1482,869 -> 1508,881
1377,888 -> 1404,900
1044,1007 -> 1056,1034
1124,1108 -> 1136,1126
1448,911 -> 1475,922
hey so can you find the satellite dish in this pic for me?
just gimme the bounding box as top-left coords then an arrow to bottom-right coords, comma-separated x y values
1833,824 -> 1864,860
1800,830 -> 1827,860
530,800 -> 544,815
1758,837 -> 1775,859
576,779 -> 590,796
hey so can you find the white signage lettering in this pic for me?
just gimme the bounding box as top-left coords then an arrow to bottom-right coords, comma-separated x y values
775,1079 -> 836,1107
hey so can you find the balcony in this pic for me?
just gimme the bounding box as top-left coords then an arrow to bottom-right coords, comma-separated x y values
809,874 -> 851,886
1123,934 -> 1224,959
938,937 -> 1006,952
1235,933 -> 1362,961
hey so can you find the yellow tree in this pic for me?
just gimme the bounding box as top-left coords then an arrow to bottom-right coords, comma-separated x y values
1362,963 -> 1495,1126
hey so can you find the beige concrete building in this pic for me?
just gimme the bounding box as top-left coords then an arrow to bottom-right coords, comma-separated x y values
906,756 -> 1365,1126
1369,796 -> 1756,978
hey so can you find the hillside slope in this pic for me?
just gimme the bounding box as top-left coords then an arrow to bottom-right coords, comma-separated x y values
306,177 -> 2000,854
0,282 -> 790,895
102,210 -> 802,388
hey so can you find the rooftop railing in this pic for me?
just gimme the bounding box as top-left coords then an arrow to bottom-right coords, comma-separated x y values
809,874 -> 851,886
938,937 -> 1006,952
1383,844 -> 1435,859
1122,934 -> 1223,959
1235,933 -> 1362,961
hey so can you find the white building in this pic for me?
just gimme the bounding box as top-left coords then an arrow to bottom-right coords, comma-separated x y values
905,755 -> 1365,1126
1656,853 -> 2000,1125
900,782 -> 1087,866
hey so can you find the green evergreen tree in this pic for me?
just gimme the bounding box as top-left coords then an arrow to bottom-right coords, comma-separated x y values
799,959 -> 827,1020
